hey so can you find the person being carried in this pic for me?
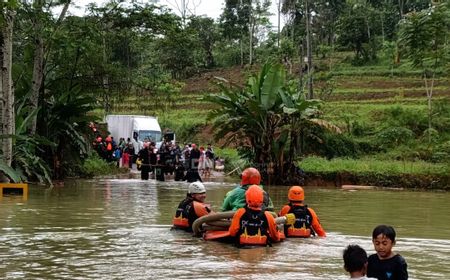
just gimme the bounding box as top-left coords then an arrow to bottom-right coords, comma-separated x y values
228,185 -> 281,247
221,167 -> 274,212
367,225 -> 408,280
278,186 -> 326,237
343,244 -> 377,280
172,182 -> 212,232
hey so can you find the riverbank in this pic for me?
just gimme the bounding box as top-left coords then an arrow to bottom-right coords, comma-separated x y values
304,171 -> 450,190
299,156 -> 450,190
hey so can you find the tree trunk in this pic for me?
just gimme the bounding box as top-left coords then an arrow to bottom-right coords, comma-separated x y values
102,29 -> 111,114
305,0 -> 314,99
0,9 -> 15,182
30,0 -> 71,135
29,21 -> 44,135
398,0 -> 404,18
277,0 -> 281,47
240,37 -> 244,66
239,0 -> 244,67
249,16 -> 254,65
298,44 -> 304,91
424,73 -> 435,143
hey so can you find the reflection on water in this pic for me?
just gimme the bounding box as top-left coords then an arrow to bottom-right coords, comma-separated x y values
0,179 -> 449,279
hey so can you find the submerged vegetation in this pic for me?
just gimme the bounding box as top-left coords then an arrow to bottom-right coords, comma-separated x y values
1,0 -> 449,188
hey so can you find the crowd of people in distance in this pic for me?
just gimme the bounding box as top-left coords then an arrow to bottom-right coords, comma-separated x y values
172,167 -> 408,280
135,141 -> 219,181
88,122 -> 222,182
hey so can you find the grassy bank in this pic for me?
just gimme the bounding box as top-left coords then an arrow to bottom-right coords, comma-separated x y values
300,157 -> 449,189
300,156 -> 449,176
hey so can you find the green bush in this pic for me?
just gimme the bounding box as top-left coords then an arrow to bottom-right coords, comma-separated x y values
383,106 -> 427,135
431,141 -> 450,163
432,99 -> 450,132
305,131 -> 363,159
81,153 -> 120,178
417,141 -> 450,163
376,127 -> 414,148
214,43 -> 242,67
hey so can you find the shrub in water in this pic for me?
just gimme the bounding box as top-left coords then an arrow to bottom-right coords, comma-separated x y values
82,153 -> 117,178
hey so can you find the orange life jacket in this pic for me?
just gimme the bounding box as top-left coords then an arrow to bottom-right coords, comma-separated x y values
172,215 -> 189,228
107,143 -> 112,151
236,208 -> 269,246
172,197 -> 211,231
285,204 -> 314,237
172,197 -> 193,230
287,226 -> 311,237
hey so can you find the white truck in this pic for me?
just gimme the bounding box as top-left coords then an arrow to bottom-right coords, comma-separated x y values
106,115 -> 163,150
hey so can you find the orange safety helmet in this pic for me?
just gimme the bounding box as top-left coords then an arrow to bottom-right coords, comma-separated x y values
245,184 -> 264,210
241,167 -> 261,186
288,186 -> 305,201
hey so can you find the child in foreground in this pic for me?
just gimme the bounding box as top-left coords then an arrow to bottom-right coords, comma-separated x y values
367,225 -> 408,280
343,244 -> 377,279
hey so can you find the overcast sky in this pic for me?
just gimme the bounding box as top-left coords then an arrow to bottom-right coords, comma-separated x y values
68,0 -> 284,29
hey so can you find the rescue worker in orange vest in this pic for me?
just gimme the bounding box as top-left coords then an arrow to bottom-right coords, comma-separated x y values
228,185 -> 281,247
279,186 -> 326,238
172,182 -> 212,232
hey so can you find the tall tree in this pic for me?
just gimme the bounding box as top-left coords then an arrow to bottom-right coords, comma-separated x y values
398,1 -> 450,143
29,0 -> 71,135
220,0 -> 271,66
336,1 -> 380,63
0,1 -> 16,182
165,0 -> 201,26
187,16 -> 219,68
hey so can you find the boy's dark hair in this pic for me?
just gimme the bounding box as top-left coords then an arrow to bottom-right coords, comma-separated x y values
372,225 -> 396,242
343,244 -> 368,272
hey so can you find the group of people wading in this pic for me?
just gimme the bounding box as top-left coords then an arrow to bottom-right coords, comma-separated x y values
172,167 -> 409,280
136,142 -> 215,182
172,167 -> 326,247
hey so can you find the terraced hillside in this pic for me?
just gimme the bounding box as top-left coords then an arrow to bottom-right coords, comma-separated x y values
109,62 -> 450,148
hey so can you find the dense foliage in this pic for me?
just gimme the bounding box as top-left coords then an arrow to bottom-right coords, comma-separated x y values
0,0 -> 449,185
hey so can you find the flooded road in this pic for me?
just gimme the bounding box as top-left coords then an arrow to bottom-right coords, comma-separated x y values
1,179 -> 449,279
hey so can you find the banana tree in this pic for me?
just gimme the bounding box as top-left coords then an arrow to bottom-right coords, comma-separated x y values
206,62 -> 331,183
38,87 -> 95,179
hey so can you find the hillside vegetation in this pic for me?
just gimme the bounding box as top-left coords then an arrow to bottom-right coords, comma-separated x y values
1,1 -> 449,187
108,54 -> 450,189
